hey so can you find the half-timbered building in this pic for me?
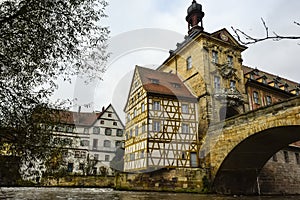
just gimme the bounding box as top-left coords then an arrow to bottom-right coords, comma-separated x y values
124,66 -> 198,172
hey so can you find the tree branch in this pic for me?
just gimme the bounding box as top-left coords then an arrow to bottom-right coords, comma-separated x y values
232,18 -> 300,45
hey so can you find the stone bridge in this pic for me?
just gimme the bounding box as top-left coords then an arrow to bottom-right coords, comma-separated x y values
206,96 -> 300,194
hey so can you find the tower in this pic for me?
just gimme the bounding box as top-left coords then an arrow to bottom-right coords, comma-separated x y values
186,0 -> 205,34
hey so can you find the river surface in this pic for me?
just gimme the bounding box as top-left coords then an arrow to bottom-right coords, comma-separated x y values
0,187 -> 299,200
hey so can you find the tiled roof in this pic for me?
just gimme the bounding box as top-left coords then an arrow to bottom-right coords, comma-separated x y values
243,65 -> 299,92
137,66 -> 196,100
56,110 -> 101,126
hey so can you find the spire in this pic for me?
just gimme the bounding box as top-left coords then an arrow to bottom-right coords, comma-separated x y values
186,0 -> 205,35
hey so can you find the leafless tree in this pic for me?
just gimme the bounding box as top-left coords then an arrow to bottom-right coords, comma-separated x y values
232,18 -> 300,45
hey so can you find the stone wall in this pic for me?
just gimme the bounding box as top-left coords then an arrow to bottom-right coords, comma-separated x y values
259,147 -> 300,195
42,175 -> 114,187
115,168 -> 208,193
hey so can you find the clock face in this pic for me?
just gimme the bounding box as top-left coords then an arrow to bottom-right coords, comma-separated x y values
220,33 -> 228,41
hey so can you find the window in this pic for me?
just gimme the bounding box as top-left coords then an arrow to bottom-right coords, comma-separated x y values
75,151 -> 80,158
190,152 -> 198,167
105,128 -> 112,136
116,129 -> 123,137
140,150 -> 145,158
274,81 -> 279,88
94,154 -> 99,160
230,80 -> 236,89
134,108 -> 137,117
116,141 -> 122,147
296,153 -> 300,164
66,126 -> 74,133
182,104 -> 189,114
153,121 -> 160,132
113,122 -> 117,126
186,56 -> 192,70
182,124 -> 189,134
262,77 -> 267,84
108,113 -> 112,117
141,103 -> 145,112
81,151 -> 86,158
80,140 -> 89,147
127,113 -> 131,121
212,51 -> 218,63
142,122 -> 146,133
272,154 -> 277,162
214,76 -> 221,90
100,120 -> 104,124
150,79 -> 159,84
284,151 -> 289,163
130,153 -> 135,161
79,163 -> 84,170
92,139 -> 98,150
104,140 -> 111,147
93,127 -> 100,134
172,83 -> 181,88
266,96 -> 272,106
67,163 -> 73,173
227,55 -> 233,67
130,129 -> 133,138
55,125 -> 65,132
105,155 -> 110,162
135,126 -> 139,136
253,91 -> 259,104
153,101 -> 160,111
83,128 -> 89,134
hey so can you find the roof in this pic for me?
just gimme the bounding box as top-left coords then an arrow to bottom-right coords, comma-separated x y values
157,28 -> 246,71
243,65 -> 300,92
137,66 -> 196,100
57,110 -> 101,126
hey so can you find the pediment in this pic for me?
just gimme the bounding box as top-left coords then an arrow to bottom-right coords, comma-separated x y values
210,28 -> 246,50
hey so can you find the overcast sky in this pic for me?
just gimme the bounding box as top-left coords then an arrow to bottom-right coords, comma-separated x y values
53,0 -> 300,122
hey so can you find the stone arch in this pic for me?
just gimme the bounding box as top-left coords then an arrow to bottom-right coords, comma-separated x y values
212,125 -> 300,195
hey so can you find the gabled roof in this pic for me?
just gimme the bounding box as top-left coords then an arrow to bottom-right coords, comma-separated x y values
95,104 -> 125,128
137,66 -> 196,100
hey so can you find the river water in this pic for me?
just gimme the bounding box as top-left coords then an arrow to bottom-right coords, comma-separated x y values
0,187 -> 299,200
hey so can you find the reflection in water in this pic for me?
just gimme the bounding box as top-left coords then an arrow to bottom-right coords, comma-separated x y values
0,187 -> 298,200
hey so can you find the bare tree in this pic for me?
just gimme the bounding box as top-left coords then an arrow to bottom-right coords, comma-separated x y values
232,18 -> 300,45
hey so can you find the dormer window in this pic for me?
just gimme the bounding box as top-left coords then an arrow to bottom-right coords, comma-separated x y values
274,81 -> 279,88
262,77 -> 267,84
172,83 -> 181,88
284,83 -> 289,92
150,79 -> 159,84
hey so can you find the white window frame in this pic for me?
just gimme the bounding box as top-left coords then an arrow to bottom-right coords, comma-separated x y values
153,101 -> 161,111
182,123 -> 189,134
153,121 -> 161,132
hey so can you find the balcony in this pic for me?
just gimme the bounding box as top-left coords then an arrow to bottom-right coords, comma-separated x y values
214,87 -> 244,107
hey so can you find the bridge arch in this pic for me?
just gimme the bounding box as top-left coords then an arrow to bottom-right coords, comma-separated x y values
207,96 -> 300,194
212,125 -> 300,194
